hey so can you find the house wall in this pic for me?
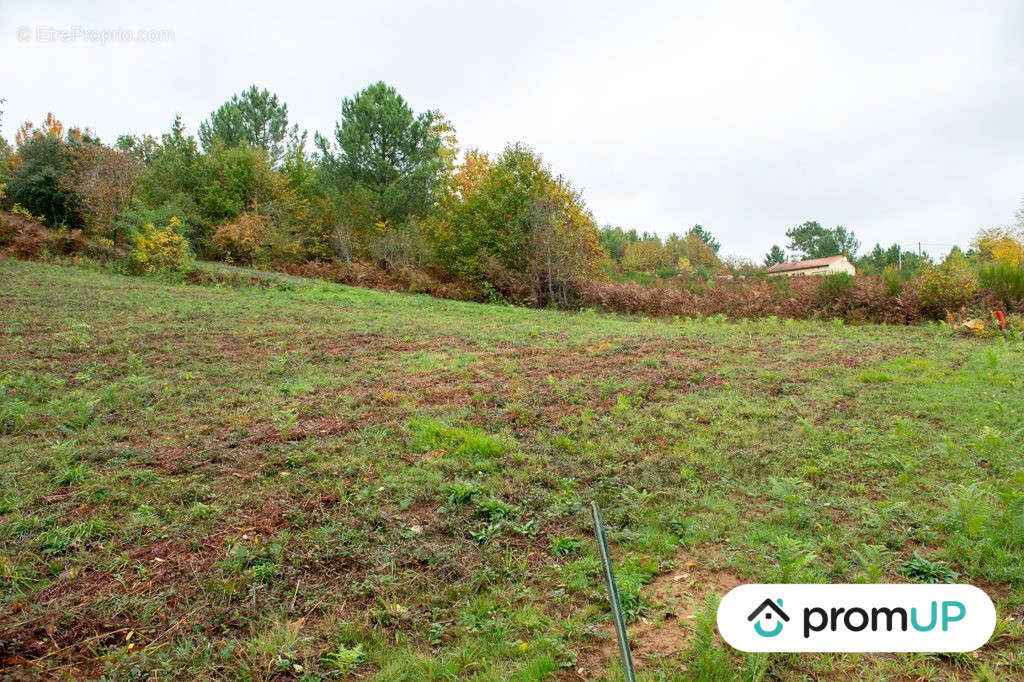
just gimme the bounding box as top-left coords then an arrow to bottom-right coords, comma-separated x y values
827,259 -> 857,276
771,258 -> 856,277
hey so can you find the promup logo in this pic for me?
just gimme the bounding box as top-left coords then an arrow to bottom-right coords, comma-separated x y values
719,584 -> 996,652
748,598 -> 789,637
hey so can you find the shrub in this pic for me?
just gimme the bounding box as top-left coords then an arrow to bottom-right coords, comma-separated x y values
431,144 -> 605,304
212,211 -> 270,264
5,132 -> 81,229
126,217 -> 190,273
550,536 -> 584,556
978,261 -> 1024,308
114,194 -> 207,248
817,272 -> 854,302
0,209 -> 51,258
882,265 -> 910,296
61,143 -> 141,236
918,261 -> 977,315
973,227 -> 1024,266
621,239 -> 667,272
899,553 -> 958,584
367,219 -> 432,271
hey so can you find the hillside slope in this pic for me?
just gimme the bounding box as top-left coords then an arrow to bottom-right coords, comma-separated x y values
1,260 -> 1022,679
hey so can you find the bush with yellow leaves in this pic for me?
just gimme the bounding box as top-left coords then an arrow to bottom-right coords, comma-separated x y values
212,212 -> 271,264
919,251 -> 978,315
973,227 -> 1024,267
126,217 -> 190,274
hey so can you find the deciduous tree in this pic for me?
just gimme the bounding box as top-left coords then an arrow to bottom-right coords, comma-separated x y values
597,225 -> 640,263
973,227 -> 1024,266
5,114 -> 81,228
432,143 -> 603,302
62,144 -> 141,235
785,221 -> 860,259
621,238 -> 666,272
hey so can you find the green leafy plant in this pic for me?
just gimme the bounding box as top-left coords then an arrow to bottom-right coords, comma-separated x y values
851,544 -> 892,583
473,497 -> 516,521
979,261 -> 1024,307
444,480 -> 484,505
818,272 -> 854,302
322,642 -> 364,674
550,536 -> 584,556
900,553 -> 958,583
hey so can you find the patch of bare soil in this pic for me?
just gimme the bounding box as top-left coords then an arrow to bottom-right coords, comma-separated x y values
630,556 -> 743,666
578,548 -> 744,679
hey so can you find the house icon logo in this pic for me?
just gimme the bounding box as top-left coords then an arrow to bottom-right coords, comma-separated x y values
748,598 -> 789,637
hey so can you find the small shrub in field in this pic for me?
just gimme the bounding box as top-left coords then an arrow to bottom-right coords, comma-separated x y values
408,418 -> 510,465
613,558 -> 657,622
944,479 -> 1024,583
322,643 -> 364,674
444,480 -> 484,505
979,261 -> 1024,307
126,217 -> 189,274
899,553 -> 958,584
774,537 -> 819,582
457,430 -> 507,459
551,536 -> 584,556
38,519 -> 109,555
53,465 -> 86,486
473,496 -> 516,521
0,399 -> 34,435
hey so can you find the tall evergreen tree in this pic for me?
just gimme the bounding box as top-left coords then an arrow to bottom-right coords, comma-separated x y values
315,82 -> 444,227
199,86 -> 294,164
764,244 -> 786,266
686,224 -> 720,253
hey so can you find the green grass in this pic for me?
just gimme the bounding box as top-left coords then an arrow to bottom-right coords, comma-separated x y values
2,259 -> 1024,679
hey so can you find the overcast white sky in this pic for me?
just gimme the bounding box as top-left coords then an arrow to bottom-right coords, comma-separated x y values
2,1 -> 1022,261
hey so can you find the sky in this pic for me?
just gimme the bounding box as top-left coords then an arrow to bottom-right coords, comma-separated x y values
2,0 -> 1022,261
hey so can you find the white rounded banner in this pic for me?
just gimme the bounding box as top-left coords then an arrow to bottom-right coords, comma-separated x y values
717,584 -> 996,652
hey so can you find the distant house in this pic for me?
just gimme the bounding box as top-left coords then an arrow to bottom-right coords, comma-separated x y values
766,255 -> 856,277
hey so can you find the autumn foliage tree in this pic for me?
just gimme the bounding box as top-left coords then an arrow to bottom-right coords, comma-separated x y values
62,144 -> 141,236
621,238 -> 666,272
432,143 -> 604,304
973,227 -> 1024,266
5,114 -> 83,228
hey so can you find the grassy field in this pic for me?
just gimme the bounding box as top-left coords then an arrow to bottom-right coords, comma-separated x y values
1,259 -> 1023,680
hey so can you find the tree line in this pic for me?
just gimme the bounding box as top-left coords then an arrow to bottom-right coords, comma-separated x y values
0,83 -> 603,305
1,83 -> 1021,308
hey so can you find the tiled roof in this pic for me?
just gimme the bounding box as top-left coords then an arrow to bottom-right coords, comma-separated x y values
766,255 -> 846,273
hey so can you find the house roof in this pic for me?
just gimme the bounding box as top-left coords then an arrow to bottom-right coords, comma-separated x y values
747,598 -> 790,622
766,255 -> 846,274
